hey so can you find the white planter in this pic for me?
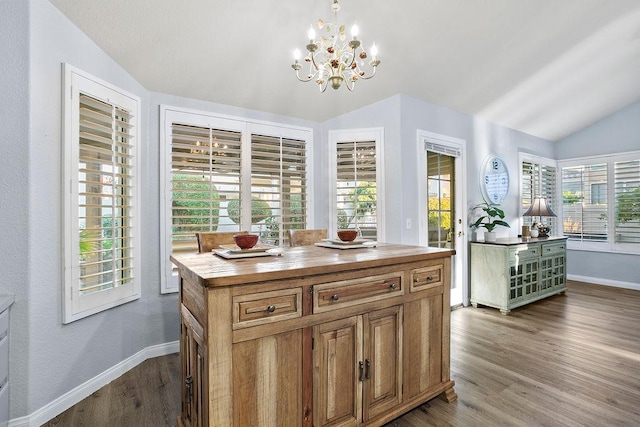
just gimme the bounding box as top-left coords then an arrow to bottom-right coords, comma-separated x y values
484,231 -> 497,242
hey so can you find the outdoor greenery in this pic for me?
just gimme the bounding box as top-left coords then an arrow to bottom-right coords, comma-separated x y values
428,196 -> 451,230
562,191 -> 581,205
470,202 -> 510,232
337,182 -> 377,229
616,187 -> 640,224
227,196 -> 272,225
172,174 -> 220,232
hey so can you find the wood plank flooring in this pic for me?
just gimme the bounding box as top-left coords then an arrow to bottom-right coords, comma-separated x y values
43,280 -> 640,426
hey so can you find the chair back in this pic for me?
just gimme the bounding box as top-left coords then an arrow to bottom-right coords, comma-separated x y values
287,229 -> 327,247
196,231 -> 248,253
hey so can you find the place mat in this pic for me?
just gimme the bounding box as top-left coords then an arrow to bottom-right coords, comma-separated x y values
212,248 -> 282,259
314,241 -> 378,250
218,243 -> 276,254
321,238 -> 370,246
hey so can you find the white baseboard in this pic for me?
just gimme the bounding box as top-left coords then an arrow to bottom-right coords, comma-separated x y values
8,341 -> 179,427
568,274 -> 640,291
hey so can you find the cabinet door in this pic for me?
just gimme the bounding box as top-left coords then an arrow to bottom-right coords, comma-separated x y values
362,306 -> 403,422
314,316 -> 362,427
233,329 -> 303,426
181,309 -> 207,427
403,294 -> 443,400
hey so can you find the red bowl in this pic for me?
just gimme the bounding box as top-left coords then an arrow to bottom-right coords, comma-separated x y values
337,230 -> 358,242
234,234 -> 259,249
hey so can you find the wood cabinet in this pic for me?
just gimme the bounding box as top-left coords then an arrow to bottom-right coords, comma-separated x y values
470,237 -> 567,314
313,306 -> 402,427
172,244 -> 456,427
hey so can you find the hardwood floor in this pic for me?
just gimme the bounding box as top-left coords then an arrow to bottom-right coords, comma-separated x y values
43,280 -> 640,426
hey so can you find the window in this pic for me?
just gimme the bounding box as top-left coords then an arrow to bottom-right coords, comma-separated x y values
329,129 -> 384,241
559,152 -> 640,253
170,123 -> 242,253
520,154 -> 558,233
63,64 -> 141,323
160,107 -> 313,293
250,132 -> 307,246
561,163 -> 607,241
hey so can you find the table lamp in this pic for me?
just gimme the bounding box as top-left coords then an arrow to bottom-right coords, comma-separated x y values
523,196 -> 557,238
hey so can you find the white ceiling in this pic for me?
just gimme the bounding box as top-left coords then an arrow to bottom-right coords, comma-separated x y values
49,0 -> 640,141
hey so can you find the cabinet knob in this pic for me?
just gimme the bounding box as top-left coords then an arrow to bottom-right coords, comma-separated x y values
331,294 -> 340,302
388,282 -> 397,290
426,275 -> 434,281
266,305 -> 276,313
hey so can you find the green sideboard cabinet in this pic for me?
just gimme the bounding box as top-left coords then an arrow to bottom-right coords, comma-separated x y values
470,237 -> 567,314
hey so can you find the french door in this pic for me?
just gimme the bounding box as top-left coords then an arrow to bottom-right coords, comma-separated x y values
417,131 -> 467,307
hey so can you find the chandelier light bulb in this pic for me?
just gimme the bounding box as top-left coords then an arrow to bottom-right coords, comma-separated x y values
308,27 -> 316,42
293,49 -> 301,61
371,43 -> 378,59
351,24 -> 359,39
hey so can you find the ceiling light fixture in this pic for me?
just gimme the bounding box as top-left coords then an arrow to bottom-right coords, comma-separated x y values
291,0 -> 380,92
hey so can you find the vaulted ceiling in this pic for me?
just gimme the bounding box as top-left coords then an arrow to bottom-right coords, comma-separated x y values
49,0 -> 640,141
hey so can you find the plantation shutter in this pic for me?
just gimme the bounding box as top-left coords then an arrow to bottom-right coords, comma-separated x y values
561,163 -> 608,241
614,159 -> 640,243
78,93 -> 135,295
336,140 -> 378,240
521,160 -> 557,233
250,134 -> 307,245
170,124 -> 242,252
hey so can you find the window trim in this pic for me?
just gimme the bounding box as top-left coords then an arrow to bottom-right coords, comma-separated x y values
558,150 -> 640,254
328,128 -> 385,240
63,64 -> 142,323
160,105 -> 314,293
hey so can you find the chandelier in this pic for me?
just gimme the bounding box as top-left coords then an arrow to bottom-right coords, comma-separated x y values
291,0 -> 380,92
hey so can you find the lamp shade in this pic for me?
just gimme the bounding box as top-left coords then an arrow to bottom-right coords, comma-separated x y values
523,196 -> 557,217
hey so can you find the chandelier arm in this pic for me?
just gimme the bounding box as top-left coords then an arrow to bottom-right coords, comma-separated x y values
294,69 -> 315,83
358,65 -> 378,80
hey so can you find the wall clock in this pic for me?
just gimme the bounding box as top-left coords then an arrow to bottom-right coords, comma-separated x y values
481,155 -> 509,204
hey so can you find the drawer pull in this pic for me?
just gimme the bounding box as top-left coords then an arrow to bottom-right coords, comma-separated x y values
427,275 -> 434,281
388,282 -> 397,290
266,305 -> 276,313
331,294 -> 340,302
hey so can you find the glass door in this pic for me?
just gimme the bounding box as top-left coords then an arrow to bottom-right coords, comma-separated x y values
418,131 -> 467,307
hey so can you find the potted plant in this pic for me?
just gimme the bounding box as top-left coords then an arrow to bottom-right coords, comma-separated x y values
470,202 -> 510,242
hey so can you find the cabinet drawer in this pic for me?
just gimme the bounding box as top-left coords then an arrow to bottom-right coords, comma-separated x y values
313,272 -> 403,313
542,242 -> 566,255
510,245 -> 539,262
233,288 -> 302,329
411,264 -> 444,292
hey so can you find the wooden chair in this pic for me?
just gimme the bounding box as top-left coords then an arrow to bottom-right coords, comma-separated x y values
287,229 -> 327,247
196,231 -> 248,253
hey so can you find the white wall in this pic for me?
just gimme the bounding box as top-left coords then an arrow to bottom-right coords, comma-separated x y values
555,100 -> 640,286
0,0 -> 31,419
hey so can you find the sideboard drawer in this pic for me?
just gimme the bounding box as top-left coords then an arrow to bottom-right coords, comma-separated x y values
510,245 -> 539,262
542,242 -> 566,255
313,272 -> 403,313
410,264 -> 444,292
233,288 -> 302,329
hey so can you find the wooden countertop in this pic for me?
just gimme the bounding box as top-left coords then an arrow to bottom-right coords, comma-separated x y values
170,243 -> 455,288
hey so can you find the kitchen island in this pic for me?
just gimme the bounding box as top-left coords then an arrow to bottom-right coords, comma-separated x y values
172,243 -> 456,427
